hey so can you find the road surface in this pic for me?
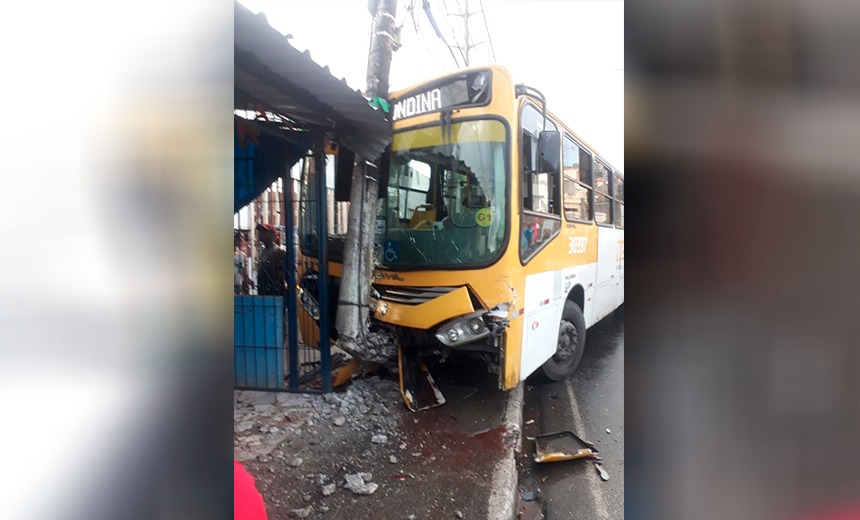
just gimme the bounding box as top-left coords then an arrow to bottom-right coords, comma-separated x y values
519,309 -> 624,519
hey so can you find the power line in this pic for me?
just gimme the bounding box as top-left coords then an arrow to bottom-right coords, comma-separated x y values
478,0 -> 496,62
423,0 -> 465,67
430,0 -> 467,66
415,8 -> 458,69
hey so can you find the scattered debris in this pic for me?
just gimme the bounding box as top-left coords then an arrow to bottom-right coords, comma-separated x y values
389,455 -> 398,464
317,505 -> 330,513
525,419 -> 535,425
534,431 -> 598,463
399,443 -> 408,450
371,434 -> 388,444
322,483 -> 336,496
407,515 -> 416,520
605,428 -> 611,434
290,457 -> 304,468
344,472 -> 379,495
594,462 -> 610,481
302,493 -> 312,502
288,506 -> 313,518
455,510 -> 464,519
334,416 -> 346,427
411,452 -> 422,457
521,488 -> 539,502
392,473 -> 413,480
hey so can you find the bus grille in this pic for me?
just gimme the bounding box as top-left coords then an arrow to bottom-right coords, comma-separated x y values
374,285 -> 458,305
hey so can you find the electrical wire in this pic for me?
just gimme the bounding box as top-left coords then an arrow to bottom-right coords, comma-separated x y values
478,0 -> 496,62
429,0 -> 467,66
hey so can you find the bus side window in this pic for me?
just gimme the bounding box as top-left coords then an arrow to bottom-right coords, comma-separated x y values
519,102 -> 562,261
522,130 -> 534,210
613,173 -> 624,228
593,160 -> 613,226
563,135 -> 593,222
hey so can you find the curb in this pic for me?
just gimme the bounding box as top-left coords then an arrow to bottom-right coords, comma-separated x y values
487,382 -> 525,520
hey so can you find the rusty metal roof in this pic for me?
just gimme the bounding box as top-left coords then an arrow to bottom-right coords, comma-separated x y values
234,1 -> 392,160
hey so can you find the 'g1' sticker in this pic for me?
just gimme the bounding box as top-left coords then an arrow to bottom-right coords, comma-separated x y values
476,208 -> 493,227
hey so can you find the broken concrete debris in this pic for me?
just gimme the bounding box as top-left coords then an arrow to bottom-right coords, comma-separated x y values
344,472 -> 379,495
288,506 -> 313,518
290,457 -> 304,468
322,483 -> 336,496
389,455 -> 398,464
371,434 -> 388,444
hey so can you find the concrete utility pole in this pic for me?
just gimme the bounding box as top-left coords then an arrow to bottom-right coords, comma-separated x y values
336,0 -> 399,363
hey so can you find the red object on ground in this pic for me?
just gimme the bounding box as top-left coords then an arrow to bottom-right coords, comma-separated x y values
793,505 -> 860,520
234,460 -> 268,520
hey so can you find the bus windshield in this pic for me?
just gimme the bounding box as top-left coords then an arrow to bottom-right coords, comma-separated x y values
378,119 -> 508,268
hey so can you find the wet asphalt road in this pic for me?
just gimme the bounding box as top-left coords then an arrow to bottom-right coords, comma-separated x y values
520,309 -> 625,519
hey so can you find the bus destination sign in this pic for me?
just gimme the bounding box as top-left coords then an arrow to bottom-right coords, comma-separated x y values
391,71 -> 491,122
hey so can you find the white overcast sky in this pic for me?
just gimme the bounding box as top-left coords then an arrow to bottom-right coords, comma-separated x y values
238,0 -> 623,171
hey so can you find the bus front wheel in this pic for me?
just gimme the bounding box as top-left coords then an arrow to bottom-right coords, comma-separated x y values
539,301 -> 586,381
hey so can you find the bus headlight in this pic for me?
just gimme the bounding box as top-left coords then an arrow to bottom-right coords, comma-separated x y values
435,311 -> 490,347
468,317 -> 484,334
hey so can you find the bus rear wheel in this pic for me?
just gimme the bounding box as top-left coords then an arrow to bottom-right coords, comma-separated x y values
539,301 -> 586,381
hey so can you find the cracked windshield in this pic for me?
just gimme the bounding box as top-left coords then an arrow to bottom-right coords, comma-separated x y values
377,119 -> 507,267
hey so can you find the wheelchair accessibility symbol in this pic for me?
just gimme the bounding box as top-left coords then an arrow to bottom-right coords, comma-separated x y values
384,240 -> 400,262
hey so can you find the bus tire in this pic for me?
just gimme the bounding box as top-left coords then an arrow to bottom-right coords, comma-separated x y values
539,301 -> 586,382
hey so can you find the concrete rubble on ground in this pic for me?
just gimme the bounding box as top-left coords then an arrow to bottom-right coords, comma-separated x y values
321,482 -> 336,496
344,472 -> 379,495
234,365 -> 519,519
234,376 -> 403,462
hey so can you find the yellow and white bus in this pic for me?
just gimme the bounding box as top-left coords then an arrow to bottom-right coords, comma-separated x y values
300,65 -> 623,408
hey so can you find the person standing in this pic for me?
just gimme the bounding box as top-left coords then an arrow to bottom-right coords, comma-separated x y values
255,224 -> 286,296
234,233 -> 250,294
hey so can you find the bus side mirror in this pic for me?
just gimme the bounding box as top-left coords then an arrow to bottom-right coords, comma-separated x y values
538,130 -> 560,175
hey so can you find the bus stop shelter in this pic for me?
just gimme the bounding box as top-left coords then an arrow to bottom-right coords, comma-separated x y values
233,0 -> 391,392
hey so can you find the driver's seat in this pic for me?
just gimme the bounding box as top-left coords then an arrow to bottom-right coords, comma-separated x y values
408,205 -> 437,228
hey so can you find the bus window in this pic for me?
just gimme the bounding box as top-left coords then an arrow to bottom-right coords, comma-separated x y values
396,158 -> 432,221
613,173 -> 624,228
520,103 -> 558,214
519,102 -> 561,261
380,119 -> 508,267
562,136 -> 593,222
593,159 -> 613,226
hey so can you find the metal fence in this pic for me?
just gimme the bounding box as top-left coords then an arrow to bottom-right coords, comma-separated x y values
234,148 -> 337,393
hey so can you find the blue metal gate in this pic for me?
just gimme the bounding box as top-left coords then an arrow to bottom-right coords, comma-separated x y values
234,126 -> 333,394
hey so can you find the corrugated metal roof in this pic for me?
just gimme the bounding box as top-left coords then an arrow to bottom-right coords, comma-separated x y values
234,1 -> 392,159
